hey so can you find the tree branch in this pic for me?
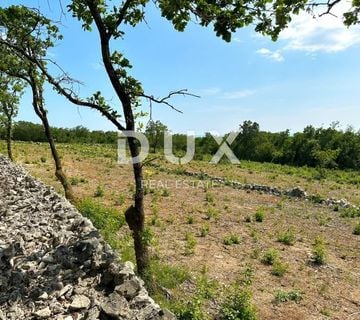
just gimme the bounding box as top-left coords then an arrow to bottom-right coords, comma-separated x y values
140,89 -> 200,114
0,39 -> 126,131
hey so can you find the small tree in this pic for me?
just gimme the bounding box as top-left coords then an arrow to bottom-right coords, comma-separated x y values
0,8 -> 74,202
0,74 -> 23,161
145,120 -> 168,153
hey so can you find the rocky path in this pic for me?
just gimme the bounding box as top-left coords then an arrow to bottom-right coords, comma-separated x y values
0,155 -> 172,320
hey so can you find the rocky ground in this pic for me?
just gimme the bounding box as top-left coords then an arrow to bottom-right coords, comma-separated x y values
0,155 -> 173,320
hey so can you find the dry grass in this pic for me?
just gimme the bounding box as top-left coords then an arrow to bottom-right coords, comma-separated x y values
1,141 -> 359,320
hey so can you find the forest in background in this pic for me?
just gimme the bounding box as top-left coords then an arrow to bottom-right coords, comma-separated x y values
1,120 -> 359,170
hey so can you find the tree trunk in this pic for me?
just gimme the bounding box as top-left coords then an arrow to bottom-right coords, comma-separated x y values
6,118 -> 13,161
29,77 -> 74,203
125,136 -> 150,276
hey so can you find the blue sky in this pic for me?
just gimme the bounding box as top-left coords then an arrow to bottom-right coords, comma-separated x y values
3,0 -> 360,134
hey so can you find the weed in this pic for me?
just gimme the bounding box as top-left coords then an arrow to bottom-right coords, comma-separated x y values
184,233 -> 197,256
205,192 -> 214,203
94,185 -> 104,197
200,223 -> 210,237
254,209 -> 265,222
353,222 -> 360,235
162,188 -> 170,197
274,290 -> 302,303
219,285 -> 258,320
312,236 -> 327,265
224,234 -> 241,246
40,156 -> 46,163
114,193 -> 126,206
187,215 -> 195,224
271,261 -> 288,277
340,207 -> 360,218
261,249 -> 279,265
206,207 -> 219,220
277,229 -> 296,245
70,177 -> 80,186
244,215 -> 252,223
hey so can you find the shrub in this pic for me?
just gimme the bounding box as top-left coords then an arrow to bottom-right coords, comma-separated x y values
353,222 -> 360,235
277,229 -> 296,245
274,290 -> 302,303
271,261 -> 288,277
94,185 -> 104,197
244,215 -> 252,223
224,234 -> 241,246
70,177 -> 80,186
261,249 -> 279,265
206,207 -> 219,220
254,209 -> 265,222
187,215 -> 195,224
205,192 -> 214,203
219,286 -> 258,320
200,224 -> 210,237
312,236 -> 327,265
184,233 -> 197,256
340,207 -> 360,218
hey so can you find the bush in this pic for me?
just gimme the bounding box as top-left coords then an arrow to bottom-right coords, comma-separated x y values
200,224 -> 210,237
224,234 -> 241,246
261,249 -> 279,265
340,207 -> 360,218
184,233 -> 197,256
274,290 -> 302,303
254,209 -> 265,222
353,222 -> 360,235
312,236 -> 327,265
271,261 -> 288,277
277,229 -> 296,245
94,185 -> 104,197
219,286 -> 258,320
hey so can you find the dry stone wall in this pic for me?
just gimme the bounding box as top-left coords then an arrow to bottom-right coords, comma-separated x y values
0,155 -> 174,320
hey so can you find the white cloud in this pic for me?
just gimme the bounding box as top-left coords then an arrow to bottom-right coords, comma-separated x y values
256,1 -> 360,61
280,1 -> 360,53
256,48 -> 284,62
223,89 -> 257,99
198,87 -> 222,96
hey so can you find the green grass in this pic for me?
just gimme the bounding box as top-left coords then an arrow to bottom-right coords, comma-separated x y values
76,198 -> 126,250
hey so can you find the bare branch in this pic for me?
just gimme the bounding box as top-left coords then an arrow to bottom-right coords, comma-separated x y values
140,89 -> 200,114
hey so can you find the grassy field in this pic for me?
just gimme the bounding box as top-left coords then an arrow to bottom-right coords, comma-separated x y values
1,141 -> 359,320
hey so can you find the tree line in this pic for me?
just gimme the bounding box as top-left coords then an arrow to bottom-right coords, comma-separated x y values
1,119 -> 359,170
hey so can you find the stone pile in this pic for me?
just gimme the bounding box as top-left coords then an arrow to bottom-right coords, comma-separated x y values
181,170 -> 357,209
0,155 -> 173,320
